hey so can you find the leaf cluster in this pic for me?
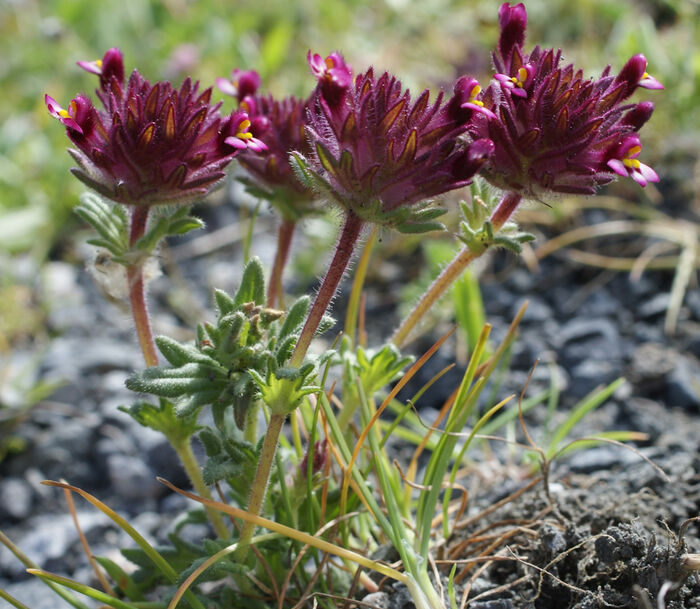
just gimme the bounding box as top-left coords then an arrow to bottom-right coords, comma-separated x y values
290,151 -> 448,234
75,192 -> 204,264
126,258 -> 310,429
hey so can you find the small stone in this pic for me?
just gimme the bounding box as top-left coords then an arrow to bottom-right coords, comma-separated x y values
686,288 -> 700,321
568,359 -> 617,398
540,523 -> 567,555
567,445 -> 639,474
638,293 -> 670,319
4,577 -> 74,609
106,454 -> 161,501
363,591 -> 390,609
0,477 -> 33,520
667,355 -> 700,410
558,317 -> 620,349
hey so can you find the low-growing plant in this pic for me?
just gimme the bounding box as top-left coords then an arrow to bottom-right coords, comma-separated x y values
0,4 -> 669,609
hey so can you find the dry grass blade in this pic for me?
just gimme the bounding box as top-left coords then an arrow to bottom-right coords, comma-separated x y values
453,526 -> 539,585
62,484 -> 116,597
405,386 -> 458,487
455,476 -> 543,530
551,436 -> 669,482
561,249 -> 682,271
278,511 -> 363,609
157,478 -> 410,584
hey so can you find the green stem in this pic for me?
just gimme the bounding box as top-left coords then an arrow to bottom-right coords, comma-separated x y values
392,191 -> 523,347
233,412 -> 286,563
266,218 -> 296,309
344,225 -> 378,346
171,438 -> 229,539
290,212 -> 364,367
127,207 -> 159,367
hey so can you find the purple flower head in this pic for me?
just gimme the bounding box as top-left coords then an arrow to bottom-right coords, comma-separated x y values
307,51 -> 353,109
77,47 -> 125,91
606,133 -> 659,187
296,53 -> 494,229
223,109 -> 268,153
47,51 -> 263,207
215,69 -> 261,103
297,439 -> 328,479
471,3 -> 662,197
217,70 -> 317,219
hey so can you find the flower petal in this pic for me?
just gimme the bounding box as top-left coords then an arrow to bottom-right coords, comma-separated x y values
606,158 -> 628,177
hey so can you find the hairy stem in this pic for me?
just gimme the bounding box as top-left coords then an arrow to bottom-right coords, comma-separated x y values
392,191 -> 523,347
127,207 -> 159,367
171,438 -> 229,539
233,412 -> 286,563
290,212 -> 364,367
266,218 -> 296,309
126,206 -> 227,538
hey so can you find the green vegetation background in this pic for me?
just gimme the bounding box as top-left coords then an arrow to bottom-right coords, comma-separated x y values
1,0 -> 697,256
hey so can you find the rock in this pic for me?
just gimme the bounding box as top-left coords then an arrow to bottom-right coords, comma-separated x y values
557,317 -> 620,350
638,293 -> 671,319
1,512 -> 107,578
578,287 -> 619,317
666,355 -> 700,410
566,445 -> 640,474
0,477 -> 33,520
42,337 -> 141,381
686,288 -> 700,321
363,591 -> 390,609
568,359 -> 617,398
4,577 -> 74,609
106,454 -> 161,501
41,262 -> 87,332
540,523 -> 567,555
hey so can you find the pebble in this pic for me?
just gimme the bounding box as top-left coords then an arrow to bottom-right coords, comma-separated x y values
106,454 -> 161,501
363,591 -> 390,609
568,359 -> 617,398
4,577 -> 74,609
0,477 -> 33,520
566,445 -> 641,474
42,337 -> 141,381
638,292 -> 671,319
666,355 -> 700,410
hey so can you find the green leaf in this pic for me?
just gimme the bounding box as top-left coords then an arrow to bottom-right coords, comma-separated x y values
93,557 -> 144,600
167,217 -> 205,236
278,295 -> 309,340
118,400 -> 198,438
175,390 -> 224,418
213,288 -> 236,316
316,314 -> 335,336
396,221 -> 446,234
233,257 -> 265,307
155,336 -> 218,367
126,363 -> 225,398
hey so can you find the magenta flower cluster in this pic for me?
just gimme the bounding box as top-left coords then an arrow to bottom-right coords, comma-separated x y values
46,49 -> 264,207
47,3 -> 662,219
217,68 -> 316,219
472,3 -> 662,197
296,52 -> 494,227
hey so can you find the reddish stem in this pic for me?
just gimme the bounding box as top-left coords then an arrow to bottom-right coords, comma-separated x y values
127,206 -> 159,367
489,191 -> 523,232
290,213 -> 364,367
392,191 -> 523,347
266,218 -> 296,309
